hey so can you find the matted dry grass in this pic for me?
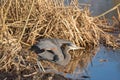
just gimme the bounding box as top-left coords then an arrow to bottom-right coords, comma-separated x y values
0,0 -> 119,79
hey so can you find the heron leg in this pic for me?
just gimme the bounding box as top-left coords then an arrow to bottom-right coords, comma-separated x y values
37,60 -> 45,72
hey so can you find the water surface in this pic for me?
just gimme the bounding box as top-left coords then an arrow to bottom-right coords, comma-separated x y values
87,46 -> 120,80
79,0 -> 115,16
66,46 -> 120,80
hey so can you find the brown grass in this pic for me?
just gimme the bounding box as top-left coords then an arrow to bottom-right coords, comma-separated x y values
0,0 -> 119,79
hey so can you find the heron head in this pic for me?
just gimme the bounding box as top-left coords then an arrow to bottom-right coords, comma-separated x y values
65,43 -> 84,50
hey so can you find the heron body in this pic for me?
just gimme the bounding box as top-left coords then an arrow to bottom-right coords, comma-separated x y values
30,38 -> 82,67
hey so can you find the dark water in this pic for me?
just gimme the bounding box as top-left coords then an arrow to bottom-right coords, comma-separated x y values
66,46 -> 120,80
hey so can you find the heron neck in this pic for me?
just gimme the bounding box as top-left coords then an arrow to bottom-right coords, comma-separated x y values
57,46 -> 71,66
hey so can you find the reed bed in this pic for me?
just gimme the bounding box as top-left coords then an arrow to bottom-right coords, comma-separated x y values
0,0 -> 119,79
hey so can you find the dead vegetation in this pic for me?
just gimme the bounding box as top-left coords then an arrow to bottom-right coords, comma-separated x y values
0,0 -> 120,79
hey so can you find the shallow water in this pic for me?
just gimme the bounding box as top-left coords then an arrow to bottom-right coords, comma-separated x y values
66,46 -> 120,80
87,46 -> 120,80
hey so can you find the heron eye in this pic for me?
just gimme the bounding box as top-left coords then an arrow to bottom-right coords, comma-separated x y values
67,43 -> 71,46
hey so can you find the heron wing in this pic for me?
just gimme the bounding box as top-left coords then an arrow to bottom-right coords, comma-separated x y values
38,50 -> 59,61
52,38 -> 72,46
37,39 -> 57,49
36,39 -> 64,61
38,51 -> 54,60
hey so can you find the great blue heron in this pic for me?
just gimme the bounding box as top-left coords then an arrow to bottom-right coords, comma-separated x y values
30,38 -> 83,72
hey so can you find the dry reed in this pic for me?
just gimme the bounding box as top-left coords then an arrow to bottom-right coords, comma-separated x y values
0,0 -> 119,79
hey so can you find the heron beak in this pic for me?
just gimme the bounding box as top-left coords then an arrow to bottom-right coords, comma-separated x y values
71,44 -> 84,50
74,46 -> 84,50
